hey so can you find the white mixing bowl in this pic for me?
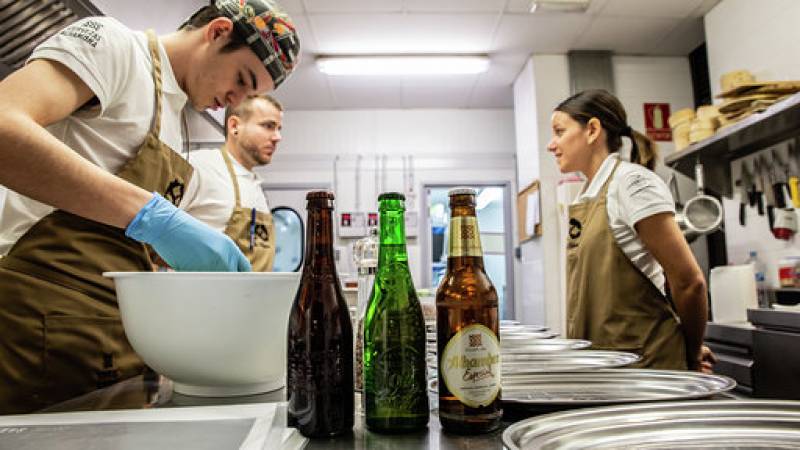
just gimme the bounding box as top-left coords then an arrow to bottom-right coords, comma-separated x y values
104,271 -> 301,397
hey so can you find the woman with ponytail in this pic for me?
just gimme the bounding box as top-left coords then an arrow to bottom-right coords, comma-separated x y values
548,89 -> 715,372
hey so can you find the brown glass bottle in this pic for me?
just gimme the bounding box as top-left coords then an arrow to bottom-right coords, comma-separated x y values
287,191 -> 354,438
435,188 -> 502,434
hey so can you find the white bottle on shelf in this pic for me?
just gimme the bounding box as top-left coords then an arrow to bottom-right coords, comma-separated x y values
745,251 -> 769,308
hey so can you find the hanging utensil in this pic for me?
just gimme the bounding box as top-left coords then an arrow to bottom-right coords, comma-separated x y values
758,154 -> 776,229
669,172 -> 698,243
683,162 -> 724,237
789,139 -> 800,208
752,157 -> 765,215
770,148 -> 791,209
736,161 -> 753,227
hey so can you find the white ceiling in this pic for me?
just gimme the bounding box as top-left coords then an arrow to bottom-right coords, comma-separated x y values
94,0 -> 720,110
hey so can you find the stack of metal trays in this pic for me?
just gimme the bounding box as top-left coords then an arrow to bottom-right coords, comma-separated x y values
501,369 -> 736,419
425,330 -> 572,355
426,322 -> 572,353
503,400 -> 800,449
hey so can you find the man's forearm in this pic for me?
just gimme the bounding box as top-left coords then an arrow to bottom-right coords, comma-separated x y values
0,111 -> 151,229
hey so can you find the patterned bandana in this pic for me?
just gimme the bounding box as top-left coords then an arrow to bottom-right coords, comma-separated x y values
215,0 -> 300,89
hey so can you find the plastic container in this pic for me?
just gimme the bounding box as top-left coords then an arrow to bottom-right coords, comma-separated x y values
709,264 -> 758,323
745,251 -> 769,307
778,257 -> 800,288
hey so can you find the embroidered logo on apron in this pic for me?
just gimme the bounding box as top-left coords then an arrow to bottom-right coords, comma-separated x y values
164,178 -> 185,206
569,218 -> 582,239
255,223 -> 270,242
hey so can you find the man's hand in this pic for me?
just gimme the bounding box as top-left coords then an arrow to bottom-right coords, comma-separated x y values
126,193 -> 252,272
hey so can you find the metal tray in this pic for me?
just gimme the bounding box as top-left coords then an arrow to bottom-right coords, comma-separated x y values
428,350 -> 638,371
503,400 -> 800,449
501,351 -> 639,373
500,330 -> 559,341
500,324 -> 549,332
427,339 -> 590,355
501,369 -> 735,420
427,329 -> 555,342
500,339 -> 591,354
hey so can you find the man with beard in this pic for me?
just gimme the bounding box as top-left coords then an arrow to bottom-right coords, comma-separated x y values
180,95 -> 284,271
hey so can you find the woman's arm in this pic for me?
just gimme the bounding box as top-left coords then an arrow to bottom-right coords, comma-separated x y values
635,212 -> 711,371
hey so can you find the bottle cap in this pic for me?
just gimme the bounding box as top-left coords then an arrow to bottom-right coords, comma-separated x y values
448,187 -> 476,197
378,192 -> 405,201
306,190 -> 335,200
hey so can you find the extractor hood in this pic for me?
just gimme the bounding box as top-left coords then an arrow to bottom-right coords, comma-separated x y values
0,0 -> 101,77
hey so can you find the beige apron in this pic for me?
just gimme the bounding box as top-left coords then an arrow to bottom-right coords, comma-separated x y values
0,31 -> 194,413
566,160 -> 687,370
218,147 -> 275,272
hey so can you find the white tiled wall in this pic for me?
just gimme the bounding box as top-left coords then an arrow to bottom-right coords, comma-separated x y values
725,144 -> 800,288
250,109 -> 518,287
705,0 -> 800,281
513,54 -> 571,330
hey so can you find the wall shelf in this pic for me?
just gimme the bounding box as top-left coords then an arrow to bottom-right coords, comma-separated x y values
665,91 -> 800,198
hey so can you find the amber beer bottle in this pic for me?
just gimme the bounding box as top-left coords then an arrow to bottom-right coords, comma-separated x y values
287,191 -> 354,438
436,188 -> 502,434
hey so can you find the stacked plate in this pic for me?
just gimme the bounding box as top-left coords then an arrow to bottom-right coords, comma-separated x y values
426,325 -> 586,355
503,399 -> 797,449
500,369 -> 735,419
428,351 -> 640,376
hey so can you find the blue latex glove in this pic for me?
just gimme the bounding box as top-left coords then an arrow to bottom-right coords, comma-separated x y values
126,193 -> 252,272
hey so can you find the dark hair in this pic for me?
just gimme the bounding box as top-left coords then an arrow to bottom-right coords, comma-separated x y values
224,94 -> 283,137
555,89 -> 658,170
179,2 -> 248,53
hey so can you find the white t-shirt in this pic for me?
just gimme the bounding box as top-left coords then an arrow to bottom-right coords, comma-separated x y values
180,149 -> 270,233
0,17 -> 189,255
573,153 -> 676,294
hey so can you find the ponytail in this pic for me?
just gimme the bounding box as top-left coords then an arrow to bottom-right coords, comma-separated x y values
629,129 -> 658,171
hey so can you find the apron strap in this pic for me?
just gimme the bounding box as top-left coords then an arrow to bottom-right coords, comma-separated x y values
219,147 -> 243,208
145,30 -> 164,139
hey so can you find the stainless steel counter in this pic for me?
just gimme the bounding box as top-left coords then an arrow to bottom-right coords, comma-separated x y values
43,374 -> 506,449
43,372 -> 746,449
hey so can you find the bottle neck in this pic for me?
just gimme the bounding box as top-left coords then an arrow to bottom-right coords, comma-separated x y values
304,207 -> 336,272
378,208 -> 408,267
447,205 -> 484,270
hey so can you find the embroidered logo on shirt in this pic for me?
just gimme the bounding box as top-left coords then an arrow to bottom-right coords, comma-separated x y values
60,20 -> 104,48
568,218 -> 582,240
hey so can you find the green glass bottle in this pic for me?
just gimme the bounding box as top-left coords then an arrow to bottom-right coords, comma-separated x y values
363,192 -> 429,433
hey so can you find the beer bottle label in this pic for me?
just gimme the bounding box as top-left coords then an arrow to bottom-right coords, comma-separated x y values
448,216 -> 483,257
440,324 -> 501,408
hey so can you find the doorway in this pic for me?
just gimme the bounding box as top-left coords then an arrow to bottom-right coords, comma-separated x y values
262,183 -> 331,272
420,182 -> 515,319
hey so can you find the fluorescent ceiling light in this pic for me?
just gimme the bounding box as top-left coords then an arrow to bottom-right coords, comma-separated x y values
316,55 -> 490,76
529,0 -> 590,13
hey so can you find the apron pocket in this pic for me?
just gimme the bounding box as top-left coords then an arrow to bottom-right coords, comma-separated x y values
44,315 -> 142,399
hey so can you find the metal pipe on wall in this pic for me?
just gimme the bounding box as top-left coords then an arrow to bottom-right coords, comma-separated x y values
374,154 -> 380,207
355,154 -> 362,211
